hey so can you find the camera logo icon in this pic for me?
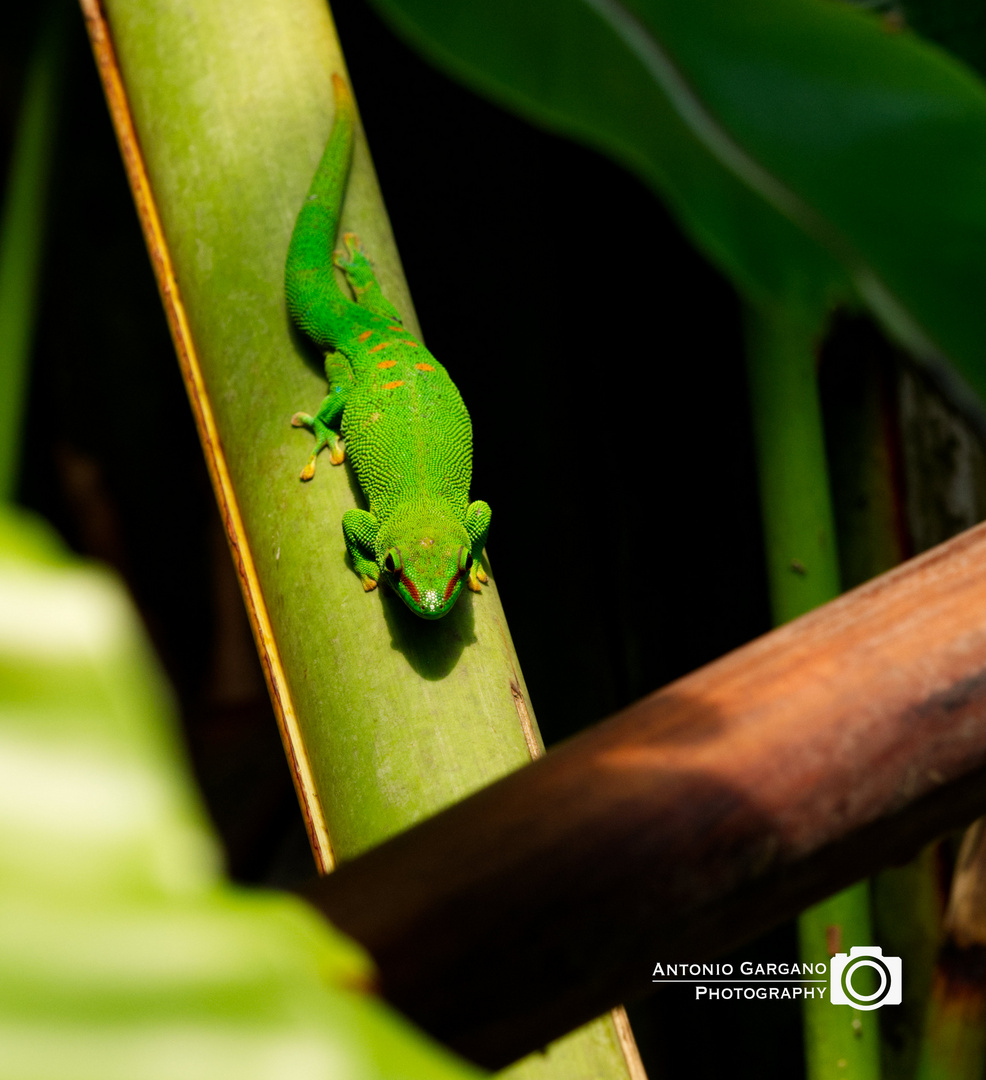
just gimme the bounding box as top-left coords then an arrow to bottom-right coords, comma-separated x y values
830,946 -> 902,1010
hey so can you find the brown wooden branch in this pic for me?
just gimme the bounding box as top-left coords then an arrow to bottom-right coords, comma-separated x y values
303,520 -> 986,1069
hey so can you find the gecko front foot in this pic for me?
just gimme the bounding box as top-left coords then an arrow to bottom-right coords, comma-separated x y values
467,565 -> 489,592
466,563 -> 488,592
292,411 -> 345,477
342,509 -> 382,592
464,500 -> 491,591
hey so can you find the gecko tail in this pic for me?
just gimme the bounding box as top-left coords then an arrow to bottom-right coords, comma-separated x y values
285,73 -> 358,350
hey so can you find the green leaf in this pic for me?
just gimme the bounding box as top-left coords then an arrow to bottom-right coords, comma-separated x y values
367,0 -> 986,403
0,6 -> 66,500
0,506 -> 481,1080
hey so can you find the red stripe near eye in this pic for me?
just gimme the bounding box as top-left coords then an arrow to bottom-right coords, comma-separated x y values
443,576 -> 458,603
400,573 -> 420,603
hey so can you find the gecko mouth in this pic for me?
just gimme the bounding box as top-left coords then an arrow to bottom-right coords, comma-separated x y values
395,577 -> 463,620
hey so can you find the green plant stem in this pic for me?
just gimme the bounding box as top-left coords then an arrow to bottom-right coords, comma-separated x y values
744,306 -> 840,619
0,6 -> 65,501
873,847 -> 944,1080
820,331 -> 941,1080
917,990 -> 986,1080
98,1 -> 636,1075
916,819 -> 986,1080
745,304 -> 880,1080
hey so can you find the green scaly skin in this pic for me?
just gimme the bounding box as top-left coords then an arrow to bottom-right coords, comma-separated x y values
285,74 -> 490,620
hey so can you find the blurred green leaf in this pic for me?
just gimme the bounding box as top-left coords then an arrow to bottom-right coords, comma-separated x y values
0,506 -> 481,1080
0,6 -> 65,500
367,0 -> 986,402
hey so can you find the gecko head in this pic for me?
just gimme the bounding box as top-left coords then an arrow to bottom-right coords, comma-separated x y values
380,536 -> 473,620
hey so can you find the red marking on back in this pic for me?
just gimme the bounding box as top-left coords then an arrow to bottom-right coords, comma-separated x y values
415,362 -> 435,372
387,326 -> 404,331
358,330 -> 373,342
369,343 -> 389,353
382,380 -> 404,390
443,576 -> 458,604
376,359 -> 397,369
400,572 -> 420,603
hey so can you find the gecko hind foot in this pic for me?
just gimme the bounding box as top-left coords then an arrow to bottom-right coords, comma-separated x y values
332,232 -> 368,273
333,233 -> 404,324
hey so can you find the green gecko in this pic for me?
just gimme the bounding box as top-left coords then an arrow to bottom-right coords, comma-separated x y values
285,74 -> 490,620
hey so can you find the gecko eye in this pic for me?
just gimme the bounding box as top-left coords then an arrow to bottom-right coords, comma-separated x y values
384,548 -> 403,574
457,547 -> 473,575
